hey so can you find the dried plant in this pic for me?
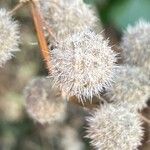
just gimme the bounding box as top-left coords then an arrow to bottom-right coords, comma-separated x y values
38,0 -> 98,40
105,65 -> 150,111
121,19 -> 150,74
86,103 -> 144,150
0,9 -> 20,66
24,77 -> 67,124
50,28 -> 118,102
0,0 -> 150,150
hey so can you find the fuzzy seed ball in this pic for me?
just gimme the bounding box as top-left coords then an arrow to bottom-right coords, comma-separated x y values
0,9 -> 20,66
121,19 -> 150,73
24,77 -> 67,124
86,103 -> 144,150
38,0 -> 98,39
51,29 -> 118,102
105,65 -> 150,111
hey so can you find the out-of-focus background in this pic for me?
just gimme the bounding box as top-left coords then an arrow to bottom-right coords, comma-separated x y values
0,0 -> 150,150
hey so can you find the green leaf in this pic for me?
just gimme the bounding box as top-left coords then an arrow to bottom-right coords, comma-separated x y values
108,0 -> 150,31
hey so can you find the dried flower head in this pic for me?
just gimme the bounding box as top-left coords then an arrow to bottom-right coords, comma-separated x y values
105,65 -> 150,111
24,77 -> 67,124
121,19 -> 150,72
86,103 -> 143,150
0,9 -> 20,66
39,0 -> 98,39
51,29 -> 118,102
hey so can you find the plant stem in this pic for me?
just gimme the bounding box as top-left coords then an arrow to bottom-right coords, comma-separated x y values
69,96 -> 100,109
30,0 -> 51,71
140,113 -> 150,124
10,1 -> 28,15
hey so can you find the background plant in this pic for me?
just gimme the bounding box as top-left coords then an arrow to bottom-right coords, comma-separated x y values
0,0 -> 150,150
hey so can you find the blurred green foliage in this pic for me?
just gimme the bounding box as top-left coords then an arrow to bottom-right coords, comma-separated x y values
85,0 -> 150,31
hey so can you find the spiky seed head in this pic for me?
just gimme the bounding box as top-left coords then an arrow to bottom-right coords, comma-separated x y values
86,103 -> 144,150
105,65 -> 150,111
0,9 -> 20,66
50,28 -> 118,102
24,77 -> 67,124
121,19 -> 150,73
38,0 -> 98,39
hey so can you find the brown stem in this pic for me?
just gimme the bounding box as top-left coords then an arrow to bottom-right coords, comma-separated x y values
30,1 -> 51,71
69,96 -> 100,109
34,1 -> 57,41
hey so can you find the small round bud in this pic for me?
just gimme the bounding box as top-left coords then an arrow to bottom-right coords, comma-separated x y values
121,19 -> 150,73
39,0 -> 98,39
86,103 -> 144,150
51,28 -> 118,102
0,9 -> 20,66
105,65 -> 150,111
24,77 -> 67,124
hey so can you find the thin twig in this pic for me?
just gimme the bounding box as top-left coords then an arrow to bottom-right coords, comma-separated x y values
139,113 -> 150,124
42,21 -> 57,41
34,1 -> 57,41
10,1 -> 29,15
69,96 -> 100,109
30,0 -> 51,71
